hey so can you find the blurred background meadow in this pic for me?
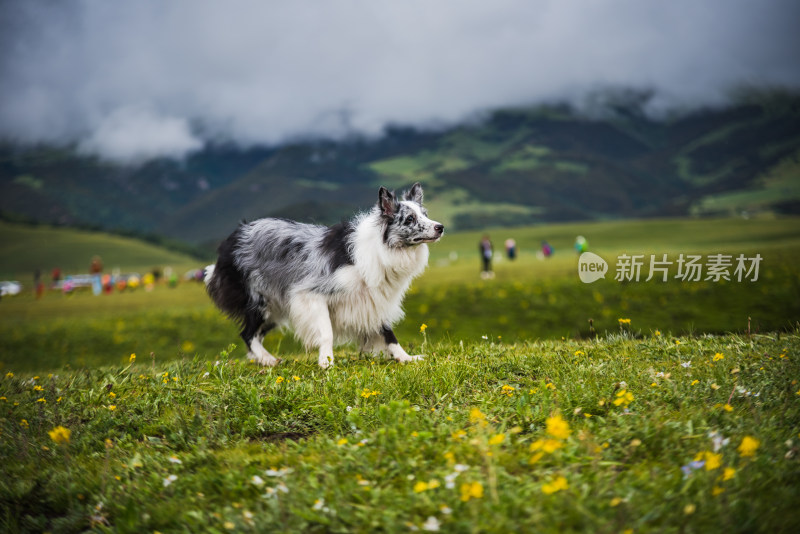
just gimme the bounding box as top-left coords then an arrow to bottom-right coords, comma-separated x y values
1,214 -> 798,372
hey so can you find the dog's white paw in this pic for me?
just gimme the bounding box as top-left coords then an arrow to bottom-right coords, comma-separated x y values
318,354 -> 334,369
248,351 -> 280,367
395,354 -> 425,363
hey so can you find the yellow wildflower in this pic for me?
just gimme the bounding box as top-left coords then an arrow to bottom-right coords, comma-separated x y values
129,353 -> 136,363
420,324 -> 428,333
530,438 -> 563,453
5,372 -> 13,378
488,433 -> 505,446
108,405 -> 116,411
48,426 -> 71,444
695,451 -> 722,470
737,436 -> 760,457
712,486 -> 725,496
20,419 -> 29,428
618,318 -> 631,325
713,353 -> 724,362
276,376 -> 285,384
459,481 -> 484,502
413,481 -> 429,493
542,475 -> 568,494
722,467 -> 736,481
613,389 -> 635,407
469,407 -> 486,422
451,429 -> 467,441
545,414 -> 571,440
336,438 -> 348,446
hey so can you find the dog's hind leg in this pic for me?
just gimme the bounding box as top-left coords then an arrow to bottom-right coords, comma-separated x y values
241,307 -> 278,367
378,325 -> 424,363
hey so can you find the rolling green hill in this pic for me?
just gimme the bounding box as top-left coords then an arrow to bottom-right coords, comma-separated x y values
0,221 -> 202,280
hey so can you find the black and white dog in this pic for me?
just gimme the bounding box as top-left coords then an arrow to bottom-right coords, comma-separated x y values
205,183 -> 443,369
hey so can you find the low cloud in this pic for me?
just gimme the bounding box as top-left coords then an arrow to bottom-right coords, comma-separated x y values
78,106 -> 202,163
1,0 -> 798,162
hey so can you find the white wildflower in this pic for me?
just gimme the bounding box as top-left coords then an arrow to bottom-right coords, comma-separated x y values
422,516 -> 441,531
708,430 -> 730,452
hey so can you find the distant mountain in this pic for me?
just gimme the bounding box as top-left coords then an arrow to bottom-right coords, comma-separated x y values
2,90 -> 798,247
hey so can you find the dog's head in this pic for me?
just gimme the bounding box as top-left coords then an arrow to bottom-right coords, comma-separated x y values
378,183 -> 444,248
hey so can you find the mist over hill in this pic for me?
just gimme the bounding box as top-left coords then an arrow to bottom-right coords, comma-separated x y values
1,91 -> 798,248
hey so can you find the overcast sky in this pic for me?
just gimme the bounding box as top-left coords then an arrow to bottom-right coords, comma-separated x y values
1,0 -> 798,162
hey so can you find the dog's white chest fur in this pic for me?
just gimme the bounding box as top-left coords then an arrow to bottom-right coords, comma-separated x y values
329,244 -> 429,343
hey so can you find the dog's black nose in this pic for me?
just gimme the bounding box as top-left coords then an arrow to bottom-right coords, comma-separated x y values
434,224 -> 444,234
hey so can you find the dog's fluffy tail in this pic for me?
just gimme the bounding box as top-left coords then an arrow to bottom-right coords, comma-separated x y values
203,264 -> 215,286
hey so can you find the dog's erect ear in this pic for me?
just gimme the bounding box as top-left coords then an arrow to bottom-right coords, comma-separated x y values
403,182 -> 424,205
378,186 -> 398,219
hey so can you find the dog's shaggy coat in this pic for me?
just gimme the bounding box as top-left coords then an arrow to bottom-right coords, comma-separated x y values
205,183 -> 443,368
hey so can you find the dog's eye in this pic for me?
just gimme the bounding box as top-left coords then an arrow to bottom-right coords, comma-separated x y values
404,215 -> 416,225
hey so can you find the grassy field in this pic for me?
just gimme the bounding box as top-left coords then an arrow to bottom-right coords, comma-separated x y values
1,216 -> 799,532
1,333 -> 798,532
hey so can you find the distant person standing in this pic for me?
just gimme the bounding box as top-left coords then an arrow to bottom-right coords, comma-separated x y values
51,267 -> 62,288
34,269 -> 44,299
90,255 -> 104,296
505,238 -> 517,260
479,235 -> 494,279
541,240 -> 553,258
574,235 -> 588,254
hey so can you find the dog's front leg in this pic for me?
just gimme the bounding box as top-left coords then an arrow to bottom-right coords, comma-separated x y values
380,325 -> 424,363
291,292 -> 335,369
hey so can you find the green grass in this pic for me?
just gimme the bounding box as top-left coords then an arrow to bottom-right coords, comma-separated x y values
1,333 -> 798,532
1,216 -> 800,531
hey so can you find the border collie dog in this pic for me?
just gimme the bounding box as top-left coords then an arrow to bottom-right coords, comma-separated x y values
205,183 -> 443,369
